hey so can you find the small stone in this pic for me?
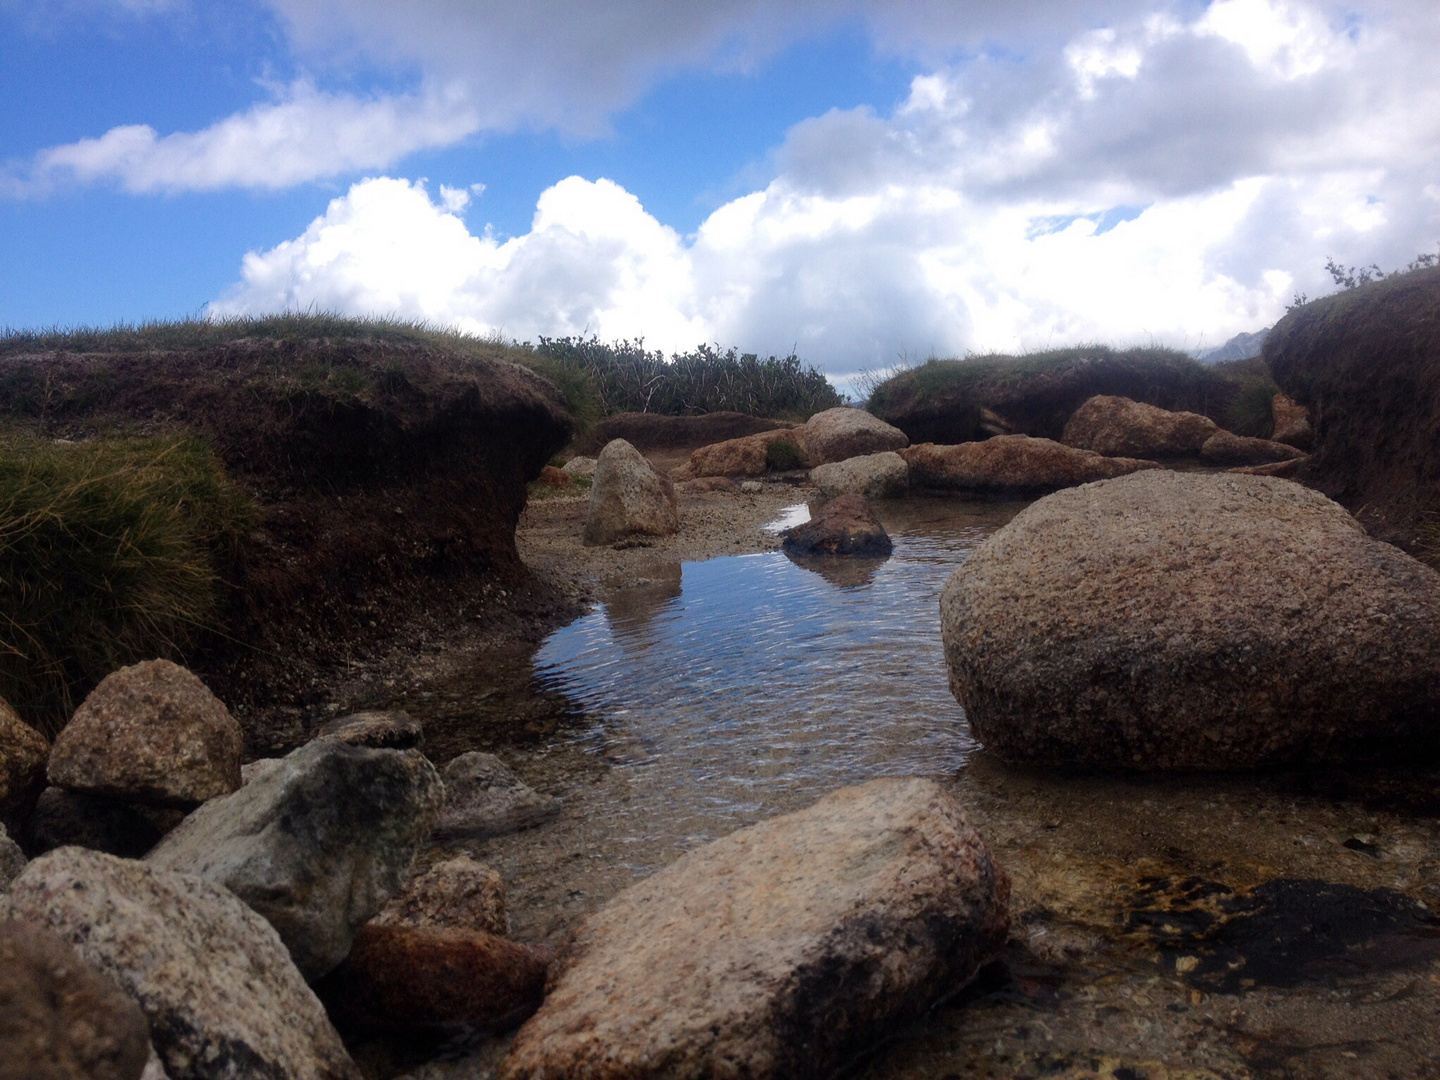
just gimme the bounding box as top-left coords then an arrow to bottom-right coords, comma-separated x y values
781,494 -> 892,557
433,753 -> 560,841
537,465 -> 573,487
375,856 -> 508,935
738,480 -> 764,494
315,710 -> 423,750
47,660 -> 242,808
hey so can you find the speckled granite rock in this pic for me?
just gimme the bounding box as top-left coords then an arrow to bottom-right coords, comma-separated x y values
809,451 -> 909,499
583,440 -> 679,546
375,856 -> 507,935
801,408 -> 908,466
0,824 -> 25,889
942,470 -> 1440,769
1062,394 -> 1219,457
901,435 -> 1158,495
501,777 -> 1010,1080
433,753 -> 560,841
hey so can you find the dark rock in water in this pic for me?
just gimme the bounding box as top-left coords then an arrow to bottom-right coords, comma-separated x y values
316,710 -> 423,750
1200,429 -> 1305,466
7,847 -> 359,1080
27,787 -> 182,859
0,917 -> 152,1080
47,660 -> 242,808
321,923 -> 550,1034
941,470 -> 1440,769
500,777 -> 1009,1080
0,697 -> 49,835
901,435 -> 1158,495
433,753 -> 560,840
374,856 -> 507,936
781,494 -> 892,557
146,739 -> 444,981
784,553 -> 886,589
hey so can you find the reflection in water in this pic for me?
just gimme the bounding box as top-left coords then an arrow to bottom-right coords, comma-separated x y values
532,498 -> 1026,851
782,552 -> 886,589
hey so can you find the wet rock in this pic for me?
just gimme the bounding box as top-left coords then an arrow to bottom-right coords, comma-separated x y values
0,824 -> 24,888
537,465 -> 572,487
562,455 -> 597,480
0,696 -> 49,833
675,475 -> 738,494
1201,429 -> 1306,466
47,660 -> 242,808
677,428 -> 808,479
781,494 -> 893,557
27,787 -> 181,859
1270,392 -> 1314,449
0,917 -> 152,1080
146,739 -> 444,981
322,923 -> 550,1034
941,470 -> 1440,769
800,407 -> 908,466
901,435 -> 1159,495
316,709 -> 423,749
809,451 -> 910,499
433,753 -> 560,841
375,856 -> 508,935
7,848 -> 359,1080
1061,394 -> 1220,457
583,440 -> 679,547
502,777 -> 1009,1080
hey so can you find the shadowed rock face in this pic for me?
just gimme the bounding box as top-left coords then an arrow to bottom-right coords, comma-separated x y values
781,494 -> 893,557
942,470 -> 1440,769
902,435 -> 1159,495
0,697 -> 47,834
1062,395 -> 1219,457
500,777 -> 1010,1080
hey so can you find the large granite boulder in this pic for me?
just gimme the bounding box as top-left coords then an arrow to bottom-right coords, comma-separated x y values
1270,392 -> 1314,449
801,408 -> 908,466
47,661 -> 242,808
781,494 -> 893,557
1061,394 -> 1219,457
1200,429 -> 1307,466
27,787 -> 181,859
500,777 -> 1010,1080
582,439 -> 679,547
809,451 -> 910,500
433,752 -> 560,841
0,918 -> 152,1080
901,435 -> 1159,495
941,470 -> 1440,769
675,428 -> 809,480
0,697 -> 48,834
7,848 -> 359,1080
374,856 -> 507,935
146,739 -> 444,981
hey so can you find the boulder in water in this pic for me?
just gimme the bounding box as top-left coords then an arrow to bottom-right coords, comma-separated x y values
374,855 -> 508,936
800,408 -> 908,466
902,435 -> 1158,495
809,451 -> 909,499
941,470 -> 1440,769
583,439 -> 679,546
1061,394 -> 1219,457
781,494 -> 892,557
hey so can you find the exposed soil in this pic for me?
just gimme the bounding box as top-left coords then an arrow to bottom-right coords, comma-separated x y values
569,410 -> 790,455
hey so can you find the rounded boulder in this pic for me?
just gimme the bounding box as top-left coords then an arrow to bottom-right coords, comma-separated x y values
582,439 -> 679,546
801,408 -> 908,466
941,470 -> 1440,769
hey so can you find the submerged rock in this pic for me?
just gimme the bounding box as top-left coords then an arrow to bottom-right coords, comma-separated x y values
374,856 -> 508,935
0,917 -> 152,1080
433,753 -> 560,840
781,494 -> 892,557
146,739 -> 444,981
942,470 -> 1440,769
901,435 -> 1159,495
1200,429 -> 1306,466
583,439 -> 679,546
1061,394 -> 1219,457
1270,392 -> 1314,449
27,787 -> 181,859
501,777 -> 1010,1080
809,451 -> 910,499
0,697 -> 49,834
7,848 -> 359,1080
47,660 -> 242,808
316,709 -> 423,749
801,407 -> 908,466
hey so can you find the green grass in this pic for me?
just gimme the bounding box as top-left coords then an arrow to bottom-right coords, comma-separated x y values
765,436 -> 807,472
0,433 -> 256,734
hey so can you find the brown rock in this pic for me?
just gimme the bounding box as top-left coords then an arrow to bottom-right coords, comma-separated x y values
500,777 -> 1010,1080
1061,394 -> 1219,457
1270,392 -> 1314,449
800,407 -> 908,466
537,465 -> 573,487
1200,430 -> 1306,466
375,856 -> 507,935
582,440 -> 679,547
47,660 -> 241,808
682,428 -> 808,479
941,470 -> 1440,769
781,494 -> 892,557
322,923 -> 549,1034
809,451 -> 910,499
0,918 -> 152,1080
316,710 -> 423,750
0,697 -> 48,833
901,435 -> 1159,495
676,476 -> 738,493
1231,457 -> 1307,479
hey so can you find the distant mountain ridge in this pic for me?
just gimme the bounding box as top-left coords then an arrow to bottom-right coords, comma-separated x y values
1195,328 -> 1270,365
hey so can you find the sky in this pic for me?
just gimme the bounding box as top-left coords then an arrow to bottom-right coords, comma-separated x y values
3,0 -> 1438,386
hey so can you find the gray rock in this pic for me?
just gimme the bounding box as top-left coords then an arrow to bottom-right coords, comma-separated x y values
809,451 -> 910,499
0,823 -> 24,889
500,777 -> 1010,1080
240,758 -> 284,785
583,439 -> 679,546
47,660 -> 242,808
434,753 -> 560,841
0,917 -> 152,1080
800,407 -> 908,466
0,695 -> 49,834
942,470 -> 1440,769
375,856 -> 508,935
562,456 -> 597,480
738,480 -> 764,494
7,848 -> 359,1080
27,787 -> 182,859
147,740 -> 444,981
315,709 -> 423,749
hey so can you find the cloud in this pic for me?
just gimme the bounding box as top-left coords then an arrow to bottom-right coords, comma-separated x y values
211,0 -> 1440,375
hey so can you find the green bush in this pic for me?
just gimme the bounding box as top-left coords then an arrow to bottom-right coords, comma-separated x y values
765,436 -> 806,472
0,434 -> 255,733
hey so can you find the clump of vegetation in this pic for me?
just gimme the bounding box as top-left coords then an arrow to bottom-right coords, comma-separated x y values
764,436 -> 806,472
0,433 -> 255,733
1211,355 -> 1280,437
533,337 -> 843,419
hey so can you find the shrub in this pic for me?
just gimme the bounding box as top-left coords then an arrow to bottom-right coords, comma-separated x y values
0,434 -> 255,733
764,436 -> 806,472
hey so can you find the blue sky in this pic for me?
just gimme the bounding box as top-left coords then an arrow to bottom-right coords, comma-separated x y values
3,1 -> 1438,378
